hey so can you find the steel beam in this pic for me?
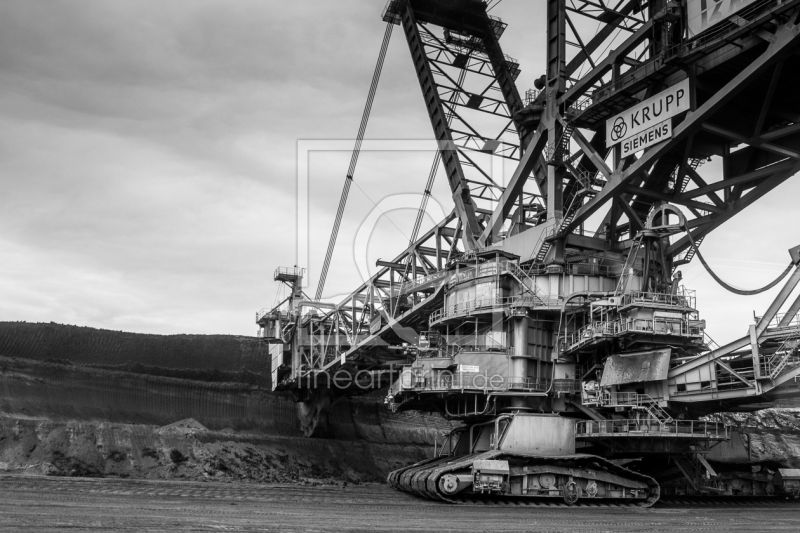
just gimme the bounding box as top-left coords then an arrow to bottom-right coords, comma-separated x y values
678,160 -> 795,200
623,185 -> 723,214
778,292 -> 800,326
564,21 -> 800,235
400,4 -> 482,249
701,123 -> 800,161
669,265 -> 800,379
715,359 -> 755,387
755,265 -> 800,336
559,19 -> 653,105
478,123 -> 548,246
668,164 -> 800,257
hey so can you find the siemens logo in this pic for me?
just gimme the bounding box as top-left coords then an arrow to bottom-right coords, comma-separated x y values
620,120 -> 672,158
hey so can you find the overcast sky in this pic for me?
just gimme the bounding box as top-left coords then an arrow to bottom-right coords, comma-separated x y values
1,0 -> 798,342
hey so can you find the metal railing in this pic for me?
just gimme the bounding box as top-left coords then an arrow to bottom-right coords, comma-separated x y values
523,262 -> 622,277
566,95 -> 592,115
620,291 -> 694,309
398,269 -> 448,294
759,339 -> 800,379
553,379 -> 582,394
688,0 -> 780,48
703,331 -> 720,351
274,266 -> 303,279
256,308 -> 292,323
400,373 -> 551,393
506,262 -> 549,304
418,344 -> 510,357
560,317 -> 704,353
523,88 -> 541,106
583,0 -> 784,109
446,255 -> 625,281
598,391 -> 658,407
576,419 -> 729,439
756,312 -> 800,330
429,294 -> 545,324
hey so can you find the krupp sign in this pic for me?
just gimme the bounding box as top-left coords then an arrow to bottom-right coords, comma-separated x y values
606,79 -> 690,147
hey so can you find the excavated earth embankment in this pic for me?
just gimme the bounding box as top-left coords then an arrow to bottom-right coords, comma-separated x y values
706,409 -> 800,467
2,321 -> 800,484
0,322 -> 455,483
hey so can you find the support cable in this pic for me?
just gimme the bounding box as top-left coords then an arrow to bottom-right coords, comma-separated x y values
315,22 -> 393,301
684,227 -> 793,296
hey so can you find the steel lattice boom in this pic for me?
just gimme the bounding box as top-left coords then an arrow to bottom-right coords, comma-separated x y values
259,0 -> 800,504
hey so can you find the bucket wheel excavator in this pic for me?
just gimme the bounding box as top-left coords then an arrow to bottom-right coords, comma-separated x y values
258,0 -> 800,506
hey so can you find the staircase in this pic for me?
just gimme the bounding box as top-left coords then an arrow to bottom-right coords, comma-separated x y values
535,239 -> 551,263
640,396 -> 673,424
673,456 -> 706,492
666,157 -> 705,194
669,159 -> 706,271
531,225 -> 555,263
600,392 -> 673,424
534,191 -> 587,263
770,353 -> 791,379
507,262 -> 548,305
549,122 -> 576,164
677,158 -> 705,193
766,337 -> 800,379
703,331 -> 720,351
674,235 -> 704,268
673,454 -> 722,494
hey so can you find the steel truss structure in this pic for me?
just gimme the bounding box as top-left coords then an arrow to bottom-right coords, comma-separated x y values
267,0 -> 800,386
259,0 -> 800,503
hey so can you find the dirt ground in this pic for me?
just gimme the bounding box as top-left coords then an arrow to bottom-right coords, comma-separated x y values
1,474 -> 799,532
0,416 -> 434,485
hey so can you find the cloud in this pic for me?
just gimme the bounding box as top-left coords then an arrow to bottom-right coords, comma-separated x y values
0,0 -> 797,342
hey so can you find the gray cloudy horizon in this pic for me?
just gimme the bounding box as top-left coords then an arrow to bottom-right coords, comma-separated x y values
1,0 -> 798,344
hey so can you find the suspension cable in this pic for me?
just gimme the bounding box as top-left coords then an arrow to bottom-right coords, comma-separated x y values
684,228 -> 794,296
315,22 -> 393,301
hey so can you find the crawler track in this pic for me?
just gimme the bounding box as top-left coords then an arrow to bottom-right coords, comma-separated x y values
389,452 -> 660,507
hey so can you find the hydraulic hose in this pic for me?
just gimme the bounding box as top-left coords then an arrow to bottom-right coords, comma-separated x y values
684,227 -> 793,296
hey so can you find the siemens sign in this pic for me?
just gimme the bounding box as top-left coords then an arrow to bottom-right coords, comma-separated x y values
687,0 -> 759,37
620,120 -> 672,158
606,79 -> 690,148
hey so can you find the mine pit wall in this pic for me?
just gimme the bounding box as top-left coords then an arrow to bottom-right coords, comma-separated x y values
0,323 -> 455,481
0,356 -> 452,445
0,322 -> 270,386
5,322 -> 800,480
